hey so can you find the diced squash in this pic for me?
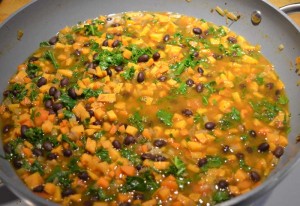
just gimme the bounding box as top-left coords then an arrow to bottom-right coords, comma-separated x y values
24,172 -> 44,189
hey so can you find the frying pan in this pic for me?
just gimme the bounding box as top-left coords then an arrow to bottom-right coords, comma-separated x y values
0,0 -> 299,205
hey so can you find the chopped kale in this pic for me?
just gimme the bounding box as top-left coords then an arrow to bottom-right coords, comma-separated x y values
96,148 -> 112,163
156,109 -> 173,126
128,111 -> 145,132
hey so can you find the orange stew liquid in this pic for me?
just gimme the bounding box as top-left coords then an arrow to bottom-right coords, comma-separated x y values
0,12 -> 289,205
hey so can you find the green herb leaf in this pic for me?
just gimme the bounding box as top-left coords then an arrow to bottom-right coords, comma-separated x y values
120,148 -> 141,166
44,50 -> 59,69
249,100 -> 281,123
39,41 -> 51,47
8,83 -> 27,102
30,160 -> 44,175
86,186 -> 115,201
82,88 -> 103,99
128,111 -> 144,132
26,63 -> 41,77
201,156 -> 226,172
59,92 -> 77,110
46,166 -> 72,188
239,159 -> 252,172
219,107 -> 241,130
68,157 -> 82,173
278,95 -> 289,105
96,148 -> 112,163
213,190 -> 230,203
62,134 -> 78,150
156,109 -> 173,126
121,66 -> 135,80
94,49 -> 125,69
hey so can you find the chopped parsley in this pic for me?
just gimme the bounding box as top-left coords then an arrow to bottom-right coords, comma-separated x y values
156,109 -> 173,126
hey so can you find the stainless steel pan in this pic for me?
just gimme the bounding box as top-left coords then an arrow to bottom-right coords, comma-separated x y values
0,0 -> 299,205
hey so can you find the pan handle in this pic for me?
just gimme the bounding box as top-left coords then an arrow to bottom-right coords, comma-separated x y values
280,3 -> 300,13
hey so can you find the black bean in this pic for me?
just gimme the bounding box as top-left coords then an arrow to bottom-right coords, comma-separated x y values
88,109 -> 94,117
152,155 -> 167,162
48,109 -> 55,115
106,68 -> 112,77
137,71 -> 145,83
2,125 -> 10,133
85,103 -> 92,110
235,152 -> 244,160
197,67 -> 204,75
196,83 -> 204,93
13,158 -> 23,169
115,65 -> 123,72
3,90 -> 10,97
33,185 -> 44,193
158,75 -> 167,82
197,158 -> 208,167
193,51 -> 199,58
53,90 -> 61,100
119,203 -> 131,206
137,54 -> 149,63
47,153 -> 58,160
222,145 -> 231,153
205,122 -> 216,130
83,201 -> 94,206
53,103 -> 63,112
63,149 -> 72,157
44,99 -> 53,109
102,39 -> 109,46
182,109 -> 193,117
49,86 -> 57,96
246,146 -> 253,153
37,77 -> 47,87
112,140 -> 122,150
249,171 -> 261,182
152,52 -> 160,61
227,36 -> 237,44
249,130 -> 257,137
186,78 -> 194,87
135,164 -> 143,171
193,27 -> 202,35
133,192 -> 144,200
217,180 -> 229,189
258,142 -> 270,152
3,143 -> 13,154
265,82 -> 274,90
74,49 -> 81,56
83,42 -> 90,47
124,135 -> 136,145
68,88 -> 77,99
78,171 -> 89,181
93,53 -> 99,60
28,56 -> 39,63
141,153 -> 154,160
112,40 -> 120,48
273,146 -> 284,158
111,23 -> 120,27
213,53 -> 223,60
93,120 -> 103,126
49,36 -> 59,45
163,34 -> 170,42
61,188 -> 74,197
32,148 -> 43,157
106,17 -> 112,21
43,141 -> 53,151
20,125 -> 29,138
153,139 -> 167,148
239,83 -> 246,89
60,78 -> 69,87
